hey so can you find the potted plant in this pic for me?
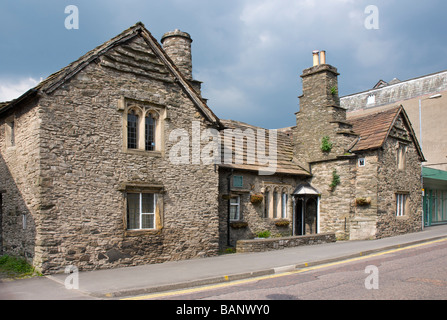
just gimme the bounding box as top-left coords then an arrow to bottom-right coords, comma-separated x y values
274,219 -> 290,227
250,194 -> 264,204
355,197 -> 372,206
230,221 -> 248,229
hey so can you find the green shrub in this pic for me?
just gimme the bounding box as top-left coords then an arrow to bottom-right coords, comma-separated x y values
321,136 -> 333,152
256,230 -> 271,238
0,255 -> 38,277
329,169 -> 341,191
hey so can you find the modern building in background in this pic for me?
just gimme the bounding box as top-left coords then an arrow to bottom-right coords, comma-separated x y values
341,70 -> 447,227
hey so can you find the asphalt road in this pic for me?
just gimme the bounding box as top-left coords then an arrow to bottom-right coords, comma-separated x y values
139,239 -> 447,300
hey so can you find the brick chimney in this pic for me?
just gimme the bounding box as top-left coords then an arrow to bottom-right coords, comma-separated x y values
294,51 -> 357,165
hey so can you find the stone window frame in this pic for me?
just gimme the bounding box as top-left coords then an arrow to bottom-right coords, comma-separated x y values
396,142 -> 408,171
264,187 -> 270,218
263,184 -> 292,220
4,115 -> 15,148
118,97 -> 166,156
119,183 -> 164,236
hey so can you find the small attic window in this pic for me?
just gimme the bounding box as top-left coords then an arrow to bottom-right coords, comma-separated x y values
233,176 -> 243,188
367,95 -> 376,105
358,158 -> 366,167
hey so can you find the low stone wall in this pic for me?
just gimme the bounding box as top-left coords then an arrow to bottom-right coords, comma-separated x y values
236,233 -> 336,253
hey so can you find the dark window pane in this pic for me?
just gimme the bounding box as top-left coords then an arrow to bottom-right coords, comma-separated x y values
142,214 -> 155,229
128,111 -> 139,149
145,114 -> 156,151
142,193 -> 155,213
127,193 -> 140,229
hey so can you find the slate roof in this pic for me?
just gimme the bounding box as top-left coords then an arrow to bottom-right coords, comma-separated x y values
348,106 -> 401,152
0,101 -> 10,112
219,119 -> 310,176
0,22 -> 222,128
347,105 -> 425,160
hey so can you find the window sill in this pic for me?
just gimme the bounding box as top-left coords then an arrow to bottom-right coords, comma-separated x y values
123,148 -> 162,157
124,229 -> 162,237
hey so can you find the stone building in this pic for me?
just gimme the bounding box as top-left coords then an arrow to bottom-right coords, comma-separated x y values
0,23 -> 425,273
341,71 -> 447,227
221,51 -> 425,245
0,23 -> 223,274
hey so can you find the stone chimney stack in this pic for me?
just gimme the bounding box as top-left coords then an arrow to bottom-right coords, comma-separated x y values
294,51 -> 357,166
161,29 -> 194,81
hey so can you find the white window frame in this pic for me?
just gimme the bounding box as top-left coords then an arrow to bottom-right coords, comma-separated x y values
396,193 -> 407,217
230,196 -> 241,221
127,193 -> 157,230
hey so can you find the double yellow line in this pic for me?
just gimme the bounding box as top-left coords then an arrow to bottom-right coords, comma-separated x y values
122,237 -> 447,300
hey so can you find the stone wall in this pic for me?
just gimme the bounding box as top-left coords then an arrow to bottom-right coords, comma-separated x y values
0,100 -> 41,260
350,151 -> 379,240
236,233 -> 336,253
218,169 -> 306,249
2,35 -> 221,274
376,122 -> 423,238
310,158 -> 355,240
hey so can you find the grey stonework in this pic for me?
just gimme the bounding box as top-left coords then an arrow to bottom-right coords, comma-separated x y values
236,233 -> 336,253
0,23 -> 425,274
295,64 -> 358,168
1,27 -> 220,274
218,169 -> 307,249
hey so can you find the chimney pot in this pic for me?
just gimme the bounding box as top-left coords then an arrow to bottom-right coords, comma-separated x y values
312,50 -> 320,66
320,50 -> 326,65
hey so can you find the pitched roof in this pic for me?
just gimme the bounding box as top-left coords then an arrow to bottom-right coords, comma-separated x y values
347,105 -> 425,161
0,22 -> 222,128
219,119 -> 310,176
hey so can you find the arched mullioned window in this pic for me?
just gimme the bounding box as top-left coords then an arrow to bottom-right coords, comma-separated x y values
145,111 -> 157,151
127,109 -> 140,149
281,189 -> 288,219
273,188 -> 279,219
264,188 -> 270,218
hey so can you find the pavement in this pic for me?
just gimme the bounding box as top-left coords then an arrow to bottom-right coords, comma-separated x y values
1,224 -> 447,300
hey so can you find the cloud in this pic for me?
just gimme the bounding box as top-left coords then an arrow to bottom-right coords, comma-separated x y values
0,77 -> 40,102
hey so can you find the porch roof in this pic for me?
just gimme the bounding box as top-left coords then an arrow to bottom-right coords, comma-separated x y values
293,183 -> 320,196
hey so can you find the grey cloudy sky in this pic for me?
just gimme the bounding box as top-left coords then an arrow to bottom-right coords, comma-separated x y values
1,0 -> 446,129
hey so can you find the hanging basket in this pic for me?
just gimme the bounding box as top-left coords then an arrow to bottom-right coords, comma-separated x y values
250,194 -> 264,204
355,197 -> 372,206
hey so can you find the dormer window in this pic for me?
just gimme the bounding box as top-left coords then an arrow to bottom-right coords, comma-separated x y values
367,94 -> 376,105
